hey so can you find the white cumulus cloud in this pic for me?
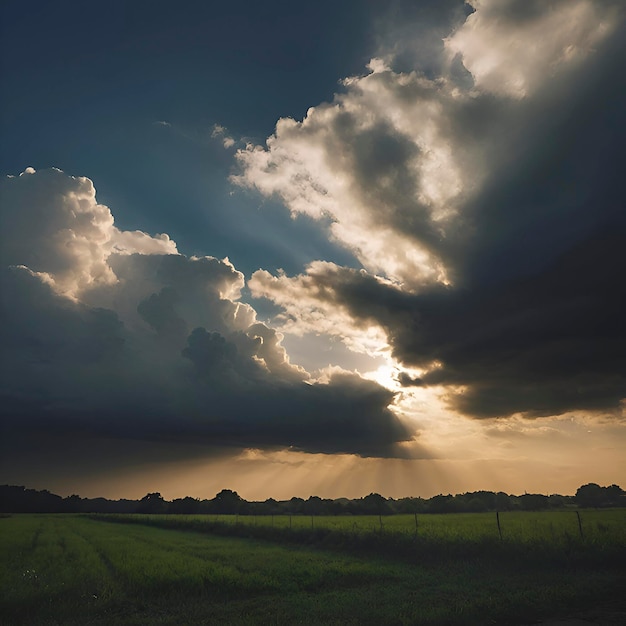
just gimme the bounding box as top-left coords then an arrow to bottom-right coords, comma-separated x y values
446,0 -> 620,98
1,168 -> 177,299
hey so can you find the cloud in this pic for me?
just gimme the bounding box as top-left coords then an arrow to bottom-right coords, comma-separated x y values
249,262 -> 391,357
445,0 -> 621,98
212,124 -> 236,149
0,168 -> 177,299
2,1 -> 624,482
249,209 -> 626,421
232,1 -> 622,293
0,168 -> 413,461
240,2 -> 626,421
233,67 -> 466,290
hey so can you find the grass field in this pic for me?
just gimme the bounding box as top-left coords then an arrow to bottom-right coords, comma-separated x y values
1,511 -> 625,625
106,508 -> 626,542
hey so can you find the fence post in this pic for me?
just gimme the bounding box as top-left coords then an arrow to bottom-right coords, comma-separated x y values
496,511 -> 503,540
414,512 -> 418,537
576,510 -> 584,539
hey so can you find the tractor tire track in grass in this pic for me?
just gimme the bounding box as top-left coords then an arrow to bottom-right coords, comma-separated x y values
77,517 -> 272,600
30,521 -> 43,551
62,518 -> 121,601
0,516 -> 43,622
69,521 -> 119,580
1,517 -> 108,625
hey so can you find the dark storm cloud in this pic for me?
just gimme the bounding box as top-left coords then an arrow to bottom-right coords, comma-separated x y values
181,338 -> 409,455
405,232 -> 626,417
274,227 -> 625,420
137,287 -> 189,341
0,263 -> 411,458
452,28 -> 626,287
0,171 -> 412,461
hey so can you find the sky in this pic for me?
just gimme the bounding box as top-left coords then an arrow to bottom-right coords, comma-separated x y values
1,0 -> 625,501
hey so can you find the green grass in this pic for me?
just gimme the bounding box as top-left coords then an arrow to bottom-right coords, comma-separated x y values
95,508 -> 626,567
121,508 -> 626,542
1,512 -> 625,625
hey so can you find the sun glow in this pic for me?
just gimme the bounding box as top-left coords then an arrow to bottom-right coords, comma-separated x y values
362,361 -> 401,390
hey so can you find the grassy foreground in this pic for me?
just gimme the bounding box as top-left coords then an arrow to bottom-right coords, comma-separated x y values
1,512 -> 625,625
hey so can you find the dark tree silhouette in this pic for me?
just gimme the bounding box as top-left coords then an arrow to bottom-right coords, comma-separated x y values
137,492 -> 167,514
575,483 -> 625,508
0,483 -> 622,515
212,489 -> 242,514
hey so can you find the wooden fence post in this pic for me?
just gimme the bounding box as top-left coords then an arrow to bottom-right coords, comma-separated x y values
576,511 -> 584,539
496,511 -> 502,540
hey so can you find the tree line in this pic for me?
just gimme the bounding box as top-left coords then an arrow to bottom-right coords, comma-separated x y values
1,483 -> 623,515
